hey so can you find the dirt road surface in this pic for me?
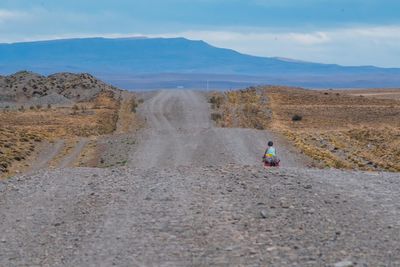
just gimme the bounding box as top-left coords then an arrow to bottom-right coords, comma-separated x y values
129,90 -> 307,169
1,90 -> 399,266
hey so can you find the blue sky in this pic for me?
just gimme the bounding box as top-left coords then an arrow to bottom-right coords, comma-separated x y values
1,0 -> 399,67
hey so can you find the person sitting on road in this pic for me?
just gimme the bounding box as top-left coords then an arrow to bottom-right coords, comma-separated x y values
263,141 -> 279,166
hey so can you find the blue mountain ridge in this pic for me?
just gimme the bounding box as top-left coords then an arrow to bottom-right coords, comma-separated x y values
1,37 -> 399,89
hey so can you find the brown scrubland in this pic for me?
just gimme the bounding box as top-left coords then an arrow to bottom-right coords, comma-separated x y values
0,72 -> 142,177
0,91 -> 120,175
210,87 -> 400,172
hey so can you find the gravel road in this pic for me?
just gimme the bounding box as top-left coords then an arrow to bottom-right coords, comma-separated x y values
129,90 -> 307,168
1,90 -> 399,266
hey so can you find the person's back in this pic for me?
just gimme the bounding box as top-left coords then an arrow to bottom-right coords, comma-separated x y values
263,141 -> 280,167
266,146 -> 276,157
264,141 -> 276,157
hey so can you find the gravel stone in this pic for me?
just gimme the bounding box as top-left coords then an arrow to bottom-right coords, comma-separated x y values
260,210 -> 268,219
334,260 -> 355,267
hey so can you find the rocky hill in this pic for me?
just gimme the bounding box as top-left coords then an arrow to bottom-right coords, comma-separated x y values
0,71 -> 120,107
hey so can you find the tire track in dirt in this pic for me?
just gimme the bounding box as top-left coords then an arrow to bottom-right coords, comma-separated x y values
30,139 -> 65,171
58,138 -> 89,168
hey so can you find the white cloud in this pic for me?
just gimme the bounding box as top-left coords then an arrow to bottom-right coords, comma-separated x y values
148,26 -> 400,67
0,9 -> 28,23
161,30 -> 332,45
287,32 -> 330,45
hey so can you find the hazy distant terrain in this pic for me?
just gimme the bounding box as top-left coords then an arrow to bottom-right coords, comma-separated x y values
1,37 -> 400,89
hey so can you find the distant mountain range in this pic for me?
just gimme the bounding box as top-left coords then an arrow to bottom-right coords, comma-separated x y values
1,37 -> 400,89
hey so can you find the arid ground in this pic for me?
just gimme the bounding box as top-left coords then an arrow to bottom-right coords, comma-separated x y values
210,87 -> 400,172
0,87 -> 399,266
0,72 -> 141,177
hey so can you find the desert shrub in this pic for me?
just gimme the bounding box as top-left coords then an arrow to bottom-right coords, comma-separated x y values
36,105 -> 42,110
211,113 -> 222,122
242,103 -> 260,115
292,114 -> 303,121
209,95 -> 224,109
130,99 -> 138,113
21,137 -> 30,142
72,104 -> 79,115
254,123 -> 265,130
47,104 -> 52,109
96,111 -> 119,135
29,106 -> 35,110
